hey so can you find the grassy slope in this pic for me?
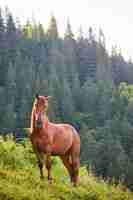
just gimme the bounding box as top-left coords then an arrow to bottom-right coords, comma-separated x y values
0,139 -> 133,200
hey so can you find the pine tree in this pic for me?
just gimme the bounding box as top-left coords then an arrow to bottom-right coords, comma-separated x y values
0,8 -> 5,47
38,23 -> 45,41
47,15 -> 59,40
77,26 -> 84,41
0,8 -> 6,86
5,10 -> 18,67
88,26 -> 95,44
23,20 -> 33,39
64,19 -> 74,40
48,67 -> 61,121
4,62 -> 16,128
98,28 -> 106,48
60,78 -> 75,121
71,72 -> 81,110
6,62 -> 16,105
3,103 -> 16,128
64,20 -> 78,86
77,35 -> 91,84
0,86 -> 6,127
6,10 -> 17,47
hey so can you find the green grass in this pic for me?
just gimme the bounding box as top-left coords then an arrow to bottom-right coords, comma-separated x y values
0,138 -> 133,200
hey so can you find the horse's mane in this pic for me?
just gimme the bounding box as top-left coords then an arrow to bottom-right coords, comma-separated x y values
30,100 -> 37,133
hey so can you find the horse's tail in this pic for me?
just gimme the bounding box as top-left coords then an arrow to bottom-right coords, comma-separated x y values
71,126 -> 80,185
71,126 -> 80,155
72,126 -> 80,141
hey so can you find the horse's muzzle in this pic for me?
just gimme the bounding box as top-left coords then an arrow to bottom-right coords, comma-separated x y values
36,121 -> 43,128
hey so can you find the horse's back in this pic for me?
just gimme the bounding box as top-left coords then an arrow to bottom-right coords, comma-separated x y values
49,122 -> 79,140
49,122 -> 80,155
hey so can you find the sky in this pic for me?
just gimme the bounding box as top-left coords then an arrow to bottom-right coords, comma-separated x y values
1,0 -> 133,60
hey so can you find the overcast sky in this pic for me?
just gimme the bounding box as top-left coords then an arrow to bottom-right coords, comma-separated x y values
1,0 -> 133,60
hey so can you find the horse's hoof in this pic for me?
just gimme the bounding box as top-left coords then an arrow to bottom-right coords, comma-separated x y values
48,179 -> 52,184
72,180 -> 79,187
48,176 -> 53,184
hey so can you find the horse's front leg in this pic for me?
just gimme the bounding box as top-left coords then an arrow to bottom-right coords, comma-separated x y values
46,153 -> 52,183
37,153 -> 45,179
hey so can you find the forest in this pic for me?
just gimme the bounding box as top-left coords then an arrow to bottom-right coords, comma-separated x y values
1,7 -> 133,190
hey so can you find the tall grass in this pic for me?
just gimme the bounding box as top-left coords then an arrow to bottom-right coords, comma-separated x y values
0,138 -> 133,200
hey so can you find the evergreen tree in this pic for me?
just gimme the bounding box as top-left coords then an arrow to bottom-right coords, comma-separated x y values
60,78 -> 75,122
6,10 -> 17,47
4,62 -> 16,128
77,35 -> 91,84
71,72 -> 81,110
48,67 -> 61,121
38,23 -> 45,41
0,8 -> 6,85
98,28 -> 106,48
64,20 -> 78,86
64,19 -> 74,40
0,8 -> 5,47
6,62 -> 16,105
23,20 -> 33,39
0,86 -> 6,127
47,15 -> 59,40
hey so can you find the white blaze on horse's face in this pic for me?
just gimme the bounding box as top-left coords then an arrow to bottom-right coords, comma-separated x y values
35,112 -> 44,128
34,96 -> 49,128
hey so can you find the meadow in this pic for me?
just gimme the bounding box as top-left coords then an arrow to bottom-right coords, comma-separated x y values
0,137 -> 133,200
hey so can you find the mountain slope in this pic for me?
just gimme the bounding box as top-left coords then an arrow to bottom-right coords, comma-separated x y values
0,139 -> 132,200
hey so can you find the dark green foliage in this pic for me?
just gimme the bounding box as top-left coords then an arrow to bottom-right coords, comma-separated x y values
80,83 -> 133,190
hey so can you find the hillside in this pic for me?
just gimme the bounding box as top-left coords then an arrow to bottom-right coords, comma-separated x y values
0,138 -> 132,200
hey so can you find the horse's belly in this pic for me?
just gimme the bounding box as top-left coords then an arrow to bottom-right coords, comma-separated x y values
52,146 -> 69,155
52,137 -> 72,155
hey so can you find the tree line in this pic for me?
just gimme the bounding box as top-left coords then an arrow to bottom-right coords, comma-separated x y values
1,7 -> 133,189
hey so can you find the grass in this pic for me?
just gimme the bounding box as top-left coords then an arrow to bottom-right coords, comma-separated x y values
0,138 -> 133,200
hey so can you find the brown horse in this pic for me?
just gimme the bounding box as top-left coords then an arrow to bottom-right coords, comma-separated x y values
30,94 -> 80,186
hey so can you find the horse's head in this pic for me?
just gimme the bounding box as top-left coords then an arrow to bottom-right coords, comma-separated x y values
33,94 -> 51,129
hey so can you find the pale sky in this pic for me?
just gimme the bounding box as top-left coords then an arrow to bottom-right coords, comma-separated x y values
1,0 -> 133,60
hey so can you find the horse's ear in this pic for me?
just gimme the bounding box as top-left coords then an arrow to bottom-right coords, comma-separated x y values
35,94 -> 39,100
45,96 -> 52,100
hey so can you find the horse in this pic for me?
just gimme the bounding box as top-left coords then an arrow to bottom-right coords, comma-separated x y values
30,94 -> 80,186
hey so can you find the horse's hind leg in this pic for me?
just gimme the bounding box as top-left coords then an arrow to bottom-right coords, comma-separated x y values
72,157 -> 80,186
60,154 -> 73,182
71,142 -> 80,186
